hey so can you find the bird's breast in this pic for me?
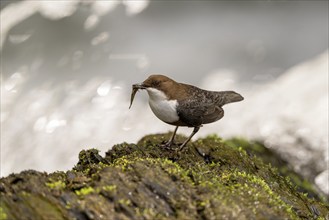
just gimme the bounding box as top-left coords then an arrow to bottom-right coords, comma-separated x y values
147,88 -> 179,124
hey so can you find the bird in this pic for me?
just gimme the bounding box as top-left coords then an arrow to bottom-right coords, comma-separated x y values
129,74 -> 244,151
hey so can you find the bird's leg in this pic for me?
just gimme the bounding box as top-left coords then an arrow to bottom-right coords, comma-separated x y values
178,126 -> 200,151
162,126 -> 179,148
168,126 -> 179,145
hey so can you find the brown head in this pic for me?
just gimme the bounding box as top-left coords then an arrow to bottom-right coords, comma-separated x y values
134,74 -> 186,100
140,75 -> 176,89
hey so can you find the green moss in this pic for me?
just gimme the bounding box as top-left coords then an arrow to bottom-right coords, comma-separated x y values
187,167 -> 298,218
198,200 -> 210,208
64,202 -> 72,209
118,199 -> 131,206
153,158 -> 191,180
75,186 -> 94,196
45,180 -> 66,190
204,133 -> 222,142
102,185 -> 117,192
232,171 -> 295,215
224,137 -> 325,203
137,207 -> 158,218
1,133 -> 327,219
20,192 -> 64,219
112,156 -> 133,171
109,149 -> 300,218
0,206 -> 7,220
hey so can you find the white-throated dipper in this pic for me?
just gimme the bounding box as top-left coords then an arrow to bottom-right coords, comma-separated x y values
129,74 -> 244,151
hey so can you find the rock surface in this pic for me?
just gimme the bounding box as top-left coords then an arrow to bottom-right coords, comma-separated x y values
1,133 -> 328,219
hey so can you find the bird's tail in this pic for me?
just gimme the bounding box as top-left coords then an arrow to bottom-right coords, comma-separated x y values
218,91 -> 244,106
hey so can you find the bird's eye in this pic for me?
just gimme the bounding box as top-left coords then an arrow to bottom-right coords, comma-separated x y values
152,80 -> 160,87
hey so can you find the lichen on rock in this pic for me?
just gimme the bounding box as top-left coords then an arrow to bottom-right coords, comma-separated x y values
0,133 -> 328,219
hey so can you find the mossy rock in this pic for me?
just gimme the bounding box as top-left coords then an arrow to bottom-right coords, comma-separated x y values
0,133 -> 328,219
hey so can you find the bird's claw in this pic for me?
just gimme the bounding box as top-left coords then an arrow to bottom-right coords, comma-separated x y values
160,141 -> 176,150
160,141 -> 186,150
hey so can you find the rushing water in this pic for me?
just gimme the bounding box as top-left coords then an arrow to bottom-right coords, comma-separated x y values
1,1 -> 328,194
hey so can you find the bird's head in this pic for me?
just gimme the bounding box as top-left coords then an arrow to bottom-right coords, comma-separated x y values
134,74 -> 175,90
130,74 -> 178,108
133,74 -> 179,100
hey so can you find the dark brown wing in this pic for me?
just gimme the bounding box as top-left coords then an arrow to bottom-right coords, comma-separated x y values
176,85 -> 227,127
177,100 -> 224,127
202,105 -> 224,124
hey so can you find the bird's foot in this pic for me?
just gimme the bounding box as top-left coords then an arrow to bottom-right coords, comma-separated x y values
160,140 -> 177,150
177,143 -> 187,152
161,140 -> 185,150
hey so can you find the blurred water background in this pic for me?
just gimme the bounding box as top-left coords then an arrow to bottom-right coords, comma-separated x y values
1,1 -> 328,195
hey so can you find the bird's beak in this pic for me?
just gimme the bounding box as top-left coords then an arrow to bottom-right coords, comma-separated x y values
132,83 -> 147,90
129,83 -> 147,109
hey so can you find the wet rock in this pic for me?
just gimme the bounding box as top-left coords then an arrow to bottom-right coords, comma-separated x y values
0,133 -> 328,219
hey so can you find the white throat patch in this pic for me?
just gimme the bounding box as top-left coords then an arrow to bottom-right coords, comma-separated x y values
146,88 -> 179,124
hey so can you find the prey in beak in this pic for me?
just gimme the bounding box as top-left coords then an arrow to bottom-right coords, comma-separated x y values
129,83 -> 146,109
